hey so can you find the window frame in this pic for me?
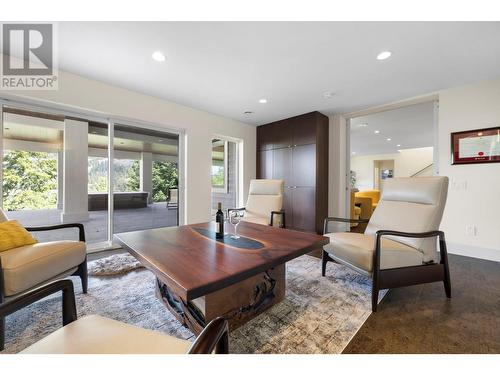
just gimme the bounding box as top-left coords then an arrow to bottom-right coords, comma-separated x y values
211,139 -> 228,194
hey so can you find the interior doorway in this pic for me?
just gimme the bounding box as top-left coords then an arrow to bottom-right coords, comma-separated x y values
373,159 -> 395,191
347,100 -> 438,226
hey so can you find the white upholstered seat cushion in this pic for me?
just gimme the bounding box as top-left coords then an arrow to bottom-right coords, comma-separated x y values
323,232 -> 424,274
21,315 -> 192,354
240,214 -> 270,226
0,241 -> 86,296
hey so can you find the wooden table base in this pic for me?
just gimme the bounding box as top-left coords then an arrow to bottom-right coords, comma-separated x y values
156,264 -> 285,335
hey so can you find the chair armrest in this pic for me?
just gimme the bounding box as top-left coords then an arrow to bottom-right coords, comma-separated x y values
374,230 -> 445,271
0,279 -> 77,326
26,223 -> 86,242
270,210 -> 286,228
187,317 -> 229,354
227,207 -> 246,217
375,229 -> 443,240
323,217 -> 370,234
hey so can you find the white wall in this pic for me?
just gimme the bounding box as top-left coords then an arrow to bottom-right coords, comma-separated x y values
351,147 -> 434,191
438,79 -> 500,262
0,66 -> 256,225
328,114 -> 347,218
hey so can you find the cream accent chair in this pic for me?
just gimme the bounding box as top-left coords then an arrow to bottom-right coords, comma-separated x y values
0,280 -> 229,354
322,177 -> 451,312
0,210 -> 87,350
228,179 -> 285,228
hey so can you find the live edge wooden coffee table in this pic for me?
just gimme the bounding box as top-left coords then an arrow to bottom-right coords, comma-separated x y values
114,221 -> 328,335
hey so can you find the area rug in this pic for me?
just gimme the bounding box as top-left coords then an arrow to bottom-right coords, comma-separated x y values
2,255 -> 385,354
88,253 -> 144,276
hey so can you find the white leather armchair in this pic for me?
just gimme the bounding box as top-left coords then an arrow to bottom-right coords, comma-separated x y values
322,177 -> 451,312
0,209 -> 87,350
228,179 -> 286,228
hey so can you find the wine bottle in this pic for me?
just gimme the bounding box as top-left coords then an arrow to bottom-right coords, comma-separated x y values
215,202 -> 224,239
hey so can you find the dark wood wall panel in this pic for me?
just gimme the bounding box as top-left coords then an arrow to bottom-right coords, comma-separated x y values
273,148 -> 293,187
292,144 -> 316,187
257,150 -> 273,179
256,111 -> 329,234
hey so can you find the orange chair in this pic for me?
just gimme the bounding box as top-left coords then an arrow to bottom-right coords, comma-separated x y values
355,190 -> 380,210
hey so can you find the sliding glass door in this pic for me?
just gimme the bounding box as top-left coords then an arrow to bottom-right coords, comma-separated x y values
0,101 -> 182,251
1,107 -> 67,242
111,124 -> 179,242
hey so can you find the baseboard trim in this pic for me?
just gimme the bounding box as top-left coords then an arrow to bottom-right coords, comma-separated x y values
447,242 -> 500,262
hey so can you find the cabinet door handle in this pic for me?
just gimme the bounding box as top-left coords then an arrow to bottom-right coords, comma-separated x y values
293,144 -> 297,147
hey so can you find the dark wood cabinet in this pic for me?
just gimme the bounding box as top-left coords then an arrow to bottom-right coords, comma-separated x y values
257,150 -> 273,179
272,147 -> 292,186
256,111 -> 328,234
291,187 -> 316,232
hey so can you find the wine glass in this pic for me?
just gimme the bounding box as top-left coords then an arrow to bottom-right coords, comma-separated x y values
229,211 -> 241,239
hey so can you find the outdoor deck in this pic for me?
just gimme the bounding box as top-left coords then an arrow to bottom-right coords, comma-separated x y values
5,203 -> 178,244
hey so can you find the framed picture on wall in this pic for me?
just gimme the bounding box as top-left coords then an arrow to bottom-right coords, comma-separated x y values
451,126 -> 500,165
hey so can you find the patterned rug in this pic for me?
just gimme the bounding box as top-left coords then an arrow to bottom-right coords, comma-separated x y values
2,254 -> 385,354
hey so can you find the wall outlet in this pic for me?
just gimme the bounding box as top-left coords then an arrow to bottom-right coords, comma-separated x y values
465,224 -> 477,236
451,180 -> 468,191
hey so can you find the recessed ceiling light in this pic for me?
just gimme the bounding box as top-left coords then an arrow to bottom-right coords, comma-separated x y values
258,99 -> 267,104
386,138 -> 392,141
358,123 -> 368,127
397,144 -> 401,147
374,130 -> 380,134
244,111 -> 254,115
351,151 -> 356,155
377,51 -> 392,60
152,51 -> 166,62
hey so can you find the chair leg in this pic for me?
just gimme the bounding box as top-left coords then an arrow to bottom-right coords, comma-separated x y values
439,234 -> 452,298
0,316 -> 4,351
321,250 -> 329,277
443,262 -> 451,298
371,282 -> 379,312
77,258 -> 88,294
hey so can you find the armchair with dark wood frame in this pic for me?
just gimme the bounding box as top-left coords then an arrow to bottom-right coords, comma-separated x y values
0,222 -> 88,350
0,279 -> 229,353
321,177 -> 451,312
0,223 -> 88,300
227,179 -> 286,228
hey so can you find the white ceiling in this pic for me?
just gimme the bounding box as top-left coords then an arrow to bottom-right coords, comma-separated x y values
350,101 -> 434,156
52,22 -> 500,125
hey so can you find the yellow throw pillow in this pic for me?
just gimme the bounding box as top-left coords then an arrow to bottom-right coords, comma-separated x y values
0,220 -> 38,252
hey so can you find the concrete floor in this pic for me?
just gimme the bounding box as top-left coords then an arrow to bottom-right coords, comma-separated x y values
342,254 -> 500,353
5,203 -> 178,244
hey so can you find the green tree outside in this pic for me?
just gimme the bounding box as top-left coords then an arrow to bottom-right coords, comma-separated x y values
126,160 -> 178,202
2,150 -> 58,211
3,151 -> 178,210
